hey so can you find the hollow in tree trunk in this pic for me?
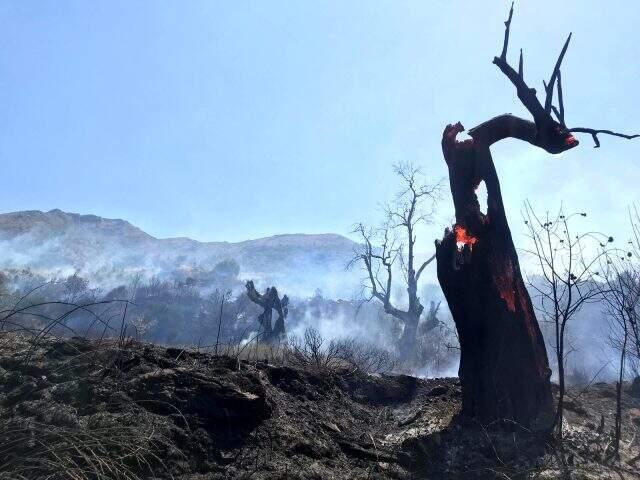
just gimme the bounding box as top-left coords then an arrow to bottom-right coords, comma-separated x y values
434,3 -> 638,429
436,120 -> 554,429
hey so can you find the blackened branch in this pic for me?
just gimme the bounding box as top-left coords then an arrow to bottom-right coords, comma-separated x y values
568,128 -> 640,148
544,33 -> 572,115
493,5 -> 549,127
500,2 -> 514,60
518,48 -> 523,78
556,69 -> 565,125
549,70 -> 567,126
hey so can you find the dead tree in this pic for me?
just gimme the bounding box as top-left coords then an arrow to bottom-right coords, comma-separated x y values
625,206 -> 640,370
599,212 -> 640,457
523,205 -> 609,439
351,163 -> 440,358
436,4 -> 638,429
602,270 -> 637,459
245,280 -> 289,343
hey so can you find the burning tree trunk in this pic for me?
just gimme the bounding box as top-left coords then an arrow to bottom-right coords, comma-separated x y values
437,120 -> 554,428
436,4 -> 638,429
245,280 -> 289,343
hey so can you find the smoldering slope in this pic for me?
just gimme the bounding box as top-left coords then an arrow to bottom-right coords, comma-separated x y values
0,209 -> 363,299
0,212 -> 625,383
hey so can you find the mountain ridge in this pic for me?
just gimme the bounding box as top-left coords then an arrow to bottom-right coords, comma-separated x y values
0,209 -> 351,245
0,209 -> 360,297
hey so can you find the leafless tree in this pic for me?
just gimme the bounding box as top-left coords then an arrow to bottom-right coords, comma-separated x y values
245,280 -> 289,343
625,206 -> 640,368
598,208 -> 640,457
522,203 -> 610,440
435,2 -> 637,430
350,162 -> 440,358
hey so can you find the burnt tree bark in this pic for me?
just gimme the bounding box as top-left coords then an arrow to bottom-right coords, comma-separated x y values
437,119 -> 555,429
245,280 -> 289,343
436,4 -> 638,429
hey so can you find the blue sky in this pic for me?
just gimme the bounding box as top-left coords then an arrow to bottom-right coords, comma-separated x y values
0,1 -> 638,248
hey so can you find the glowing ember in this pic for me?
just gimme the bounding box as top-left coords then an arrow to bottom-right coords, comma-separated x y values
454,225 -> 478,251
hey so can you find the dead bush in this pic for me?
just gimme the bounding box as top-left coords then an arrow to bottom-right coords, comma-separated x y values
285,327 -> 397,374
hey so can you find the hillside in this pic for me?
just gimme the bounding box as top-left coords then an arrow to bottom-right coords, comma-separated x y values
0,209 -> 360,297
0,334 -> 639,479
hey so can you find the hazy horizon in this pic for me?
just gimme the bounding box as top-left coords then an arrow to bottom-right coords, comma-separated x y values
0,207 -> 354,243
1,1 -> 638,253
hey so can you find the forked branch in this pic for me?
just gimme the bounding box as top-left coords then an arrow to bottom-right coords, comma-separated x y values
543,33 -> 572,119
491,2 -> 638,151
493,2 -> 548,132
568,128 -> 640,149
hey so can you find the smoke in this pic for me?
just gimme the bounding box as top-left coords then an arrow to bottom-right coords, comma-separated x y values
536,295 -> 622,384
0,210 -> 631,383
0,213 -> 365,299
288,303 -> 396,349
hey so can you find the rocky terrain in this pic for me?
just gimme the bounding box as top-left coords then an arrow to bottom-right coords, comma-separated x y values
0,209 -> 360,297
0,333 -> 639,479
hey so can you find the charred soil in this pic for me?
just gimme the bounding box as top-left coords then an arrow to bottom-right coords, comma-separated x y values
0,334 -> 639,479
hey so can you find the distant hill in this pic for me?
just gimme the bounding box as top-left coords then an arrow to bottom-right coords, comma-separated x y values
0,209 -> 361,297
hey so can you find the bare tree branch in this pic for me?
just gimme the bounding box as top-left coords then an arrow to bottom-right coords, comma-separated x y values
488,4 -> 638,152
349,163 -> 441,356
568,128 -> 640,148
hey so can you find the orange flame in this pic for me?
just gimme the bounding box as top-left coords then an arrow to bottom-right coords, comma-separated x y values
454,225 -> 478,251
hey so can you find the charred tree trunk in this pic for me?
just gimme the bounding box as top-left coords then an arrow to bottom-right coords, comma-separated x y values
245,280 -> 289,343
432,3 -> 638,429
436,120 -> 553,429
271,288 -> 288,340
398,311 -> 420,355
398,268 -> 425,356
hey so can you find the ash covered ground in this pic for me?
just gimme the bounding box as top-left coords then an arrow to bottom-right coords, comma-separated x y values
1,334 -> 639,480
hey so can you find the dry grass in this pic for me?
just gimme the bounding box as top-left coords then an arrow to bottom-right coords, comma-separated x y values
0,411 -> 175,480
0,331 -> 178,480
197,327 -> 399,374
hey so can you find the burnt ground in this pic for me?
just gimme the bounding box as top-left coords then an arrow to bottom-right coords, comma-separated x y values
0,334 -> 639,479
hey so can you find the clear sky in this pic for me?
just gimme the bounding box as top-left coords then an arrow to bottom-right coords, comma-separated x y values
0,1 -> 638,248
